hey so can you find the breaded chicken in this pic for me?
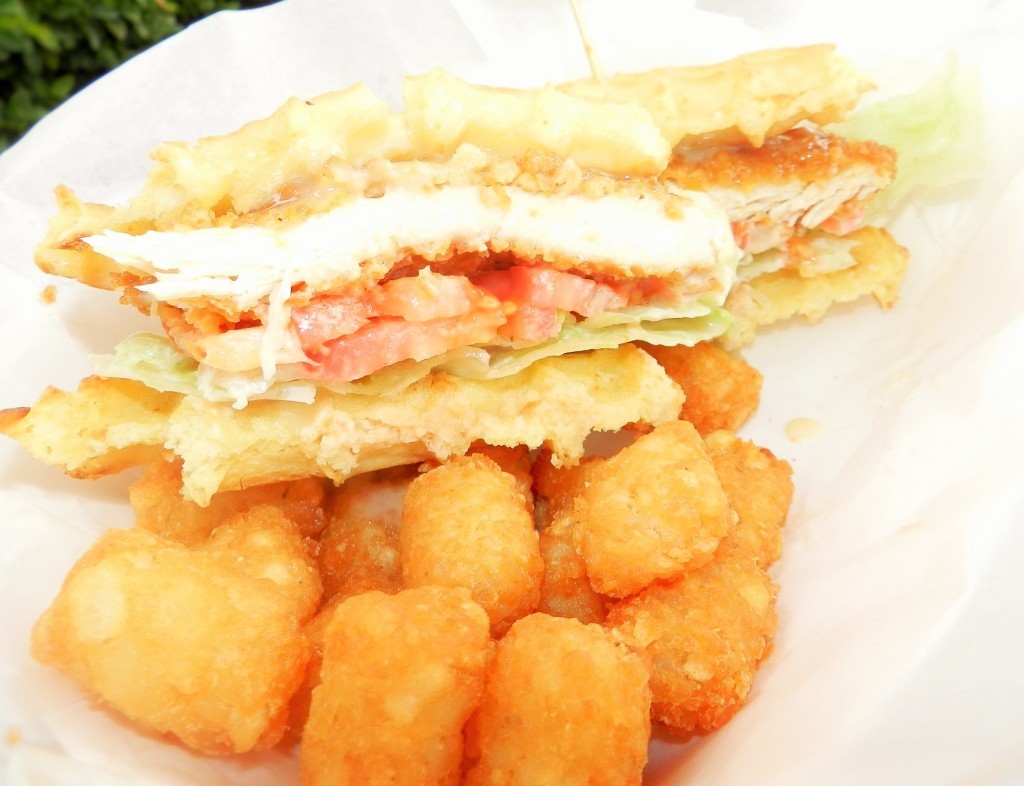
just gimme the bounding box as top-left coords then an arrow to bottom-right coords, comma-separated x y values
463,613 -> 651,786
663,128 -> 896,257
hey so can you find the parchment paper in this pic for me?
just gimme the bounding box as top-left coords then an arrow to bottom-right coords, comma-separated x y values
2,1 -> 1023,784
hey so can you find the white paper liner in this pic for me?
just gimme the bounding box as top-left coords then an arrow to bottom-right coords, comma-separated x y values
2,1 -> 1023,784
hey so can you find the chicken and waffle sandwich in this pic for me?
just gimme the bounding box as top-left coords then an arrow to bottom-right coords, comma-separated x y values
2,44 -> 908,503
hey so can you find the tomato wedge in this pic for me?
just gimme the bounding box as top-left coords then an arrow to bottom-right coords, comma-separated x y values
498,304 -> 560,343
291,296 -> 372,351
370,272 -> 495,321
305,310 -> 506,382
473,266 -> 629,317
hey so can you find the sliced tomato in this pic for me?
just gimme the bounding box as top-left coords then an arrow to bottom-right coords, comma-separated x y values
473,266 -> 629,317
306,309 -> 506,382
291,296 -> 372,351
499,304 -> 560,343
371,271 -> 495,321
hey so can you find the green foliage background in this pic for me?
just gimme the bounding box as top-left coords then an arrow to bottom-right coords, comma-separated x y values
0,0 -> 269,151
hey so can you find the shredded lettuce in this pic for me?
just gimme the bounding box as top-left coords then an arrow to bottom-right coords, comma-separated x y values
832,54 -> 984,221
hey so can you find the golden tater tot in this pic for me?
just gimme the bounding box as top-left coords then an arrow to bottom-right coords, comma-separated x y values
31,527 -> 311,754
640,341 -> 762,436
200,505 -> 323,620
463,613 -> 651,786
129,459 -> 328,545
283,594 -> 344,744
317,469 -> 413,604
574,421 -> 735,597
400,455 -> 543,635
530,449 -> 603,528
468,440 -> 534,512
537,513 -> 609,624
606,551 -> 778,738
704,430 -> 795,567
300,587 -> 493,786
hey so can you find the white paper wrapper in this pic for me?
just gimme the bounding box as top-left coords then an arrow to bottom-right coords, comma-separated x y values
2,1 -> 1023,784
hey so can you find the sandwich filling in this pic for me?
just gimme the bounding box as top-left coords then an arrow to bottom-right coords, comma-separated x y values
86,146 -> 741,406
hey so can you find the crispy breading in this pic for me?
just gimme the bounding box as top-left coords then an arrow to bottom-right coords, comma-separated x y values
663,128 -> 895,193
400,455 -> 542,635
300,587 -> 493,786
573,421 -> 735,597
639,341 -> 762,436
560,44 -> 872,149
31,527 -> 313,754
317,469 -> 412,604
130,459 -> 328,545
705,431 -> 795,568
606,551 -> 778,738
661,128 -> 896,255
463,613 -> 651,786
2,346 -> 683,505
721,225 -> 909,348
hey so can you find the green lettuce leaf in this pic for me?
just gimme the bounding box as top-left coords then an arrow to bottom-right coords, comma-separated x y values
93,301 -> 730,406
832,54 -> 984,221
91,332 -> 200,395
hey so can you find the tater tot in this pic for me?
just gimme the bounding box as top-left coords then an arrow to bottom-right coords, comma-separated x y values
704,430 -> 795,567
574,420 -> 735,597
640,341 -> 762,435
283,594 -> 344,744
130,459 -> 328,545
530,449 -> 603,528
468,440 -> 535,512
606,551 -> 778,737
400,455 -> 543,635
463,613 -> 651,786
537,513 -> 609,624
200,504 -> 323,620
317,469 -> 413,604
31,527 -> 311,754
300,587 -> 493,786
